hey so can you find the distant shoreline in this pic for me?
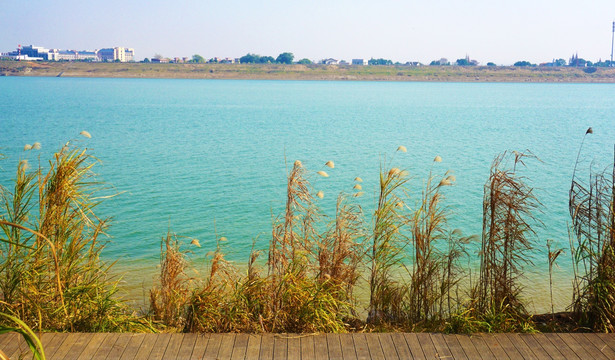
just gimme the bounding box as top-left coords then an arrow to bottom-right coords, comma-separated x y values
2,60 -> 615,83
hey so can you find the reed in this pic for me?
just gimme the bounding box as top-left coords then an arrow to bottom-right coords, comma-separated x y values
149,232 -> 191,329
0,141 -> 151,332
474,151 -> 541,329
569,133 -> 615,332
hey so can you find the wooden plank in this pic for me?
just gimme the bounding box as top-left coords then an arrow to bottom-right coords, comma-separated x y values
204,334 -> 223,360
259,334 -> 274,360
596,333 -> 615,352
104,333 -> 133,360
0,333 -> 22,358
442,334 -> 468,360
454,334 -> 481,360
231,333 -> 250,360
492,334 -> 523,360
48,332 -> 80,360
478,334 -> 509,359
467,334 -> 496,360
217,333 -> 236,360
378,333 -> 399,360
92,333 -> 120,360
313,333 -> 328,360
118,333 -> 147,360
63,333 -> 95,360
76,333 -> 108,360
300,335 -> 315,360
503,334 -> 541,360
415,333 -> 437,360
365,333 -> 385,360
286,335 -> 301,360
6,334 -> 28,360
190,334 -> 210,360
177,333 -> 198,360
389,333 -> 411,360
327,334 -> 343,360
558,333 -> 607,360
245,334 -> 261,360
530,334 -> 564,359
339,333 -> 357,360
516,334 -> 550,360
273,335 -> 287,360
0,333 -> 16,350
430,333 -> 454,360
403,333 -> 426,360
147,333 -> 172,360
543,333 -> 580,360
39,333 -> 59,360
134,333 -> 159,360
352,333 -> 370,360
163,333 -> 185,359
581,333 -> 615,359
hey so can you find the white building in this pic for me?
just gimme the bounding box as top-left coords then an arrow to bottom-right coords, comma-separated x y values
98,47 -> 135,62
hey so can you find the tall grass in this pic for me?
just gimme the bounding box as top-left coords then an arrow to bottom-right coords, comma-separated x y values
569,132 -> 615,331
0,141 -> 151,332
475,151 -> 541,326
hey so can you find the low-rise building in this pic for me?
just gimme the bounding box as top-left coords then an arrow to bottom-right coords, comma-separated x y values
352,59 -> 367,65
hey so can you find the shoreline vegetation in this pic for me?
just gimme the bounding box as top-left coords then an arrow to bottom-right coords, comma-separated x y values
2,61 -> 615,82
1,130 -> 615,337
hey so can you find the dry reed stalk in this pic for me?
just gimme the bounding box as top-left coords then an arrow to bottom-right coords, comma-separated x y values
476,151 -> 541,319
569,137 -> 615,332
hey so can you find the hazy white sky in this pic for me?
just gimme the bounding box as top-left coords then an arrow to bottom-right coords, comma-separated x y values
2,0 -> 615,65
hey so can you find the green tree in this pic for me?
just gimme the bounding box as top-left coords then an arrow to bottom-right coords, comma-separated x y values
142,58 -> 150,63
554,58 -> 566,66
192,54 -> 205,63
240,53 -> 259,63
368,58 -> 393,65
276,52 -> 294,64
514,60 -> 533,67
259,56 -> 275,64
296,58 -> 312,64
456,58 -> 470,66
486,62 -> 496,66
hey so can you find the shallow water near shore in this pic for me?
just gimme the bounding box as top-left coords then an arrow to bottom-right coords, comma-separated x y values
1,77 -> 615,312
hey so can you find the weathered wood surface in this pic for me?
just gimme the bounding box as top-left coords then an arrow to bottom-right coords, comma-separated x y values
1,332 -> 614,359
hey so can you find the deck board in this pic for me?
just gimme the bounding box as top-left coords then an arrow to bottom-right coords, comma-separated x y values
365,333 -> 385,360
403,333 -> 426,360
300,335 -> 315,360
352,333 -> 370,360
1,332 -> 615,359
177,333 -> 198,359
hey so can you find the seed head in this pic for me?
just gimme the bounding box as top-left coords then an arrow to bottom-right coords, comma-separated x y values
219,237 -> 227,242
397,145 -> 407,153
439,179 -> 452,186
80,130 -> 92,138
354,177 -> 363,182
23,144 -> 32,151
316,190 -> 324,199
388,168 -> 400,176
294,160 -> 302,167
32,142 -> 41,150
353,192 -> 365,197
434,155 -> 442,163
586,127 -> 593,134
446,175 -> 456,182
191,239 -> 201,247
353,184 -> 362,190
325,161 -> 335,168
317,171 -> 329,177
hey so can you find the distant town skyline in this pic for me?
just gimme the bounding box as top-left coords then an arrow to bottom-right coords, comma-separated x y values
2,0 -> 615,66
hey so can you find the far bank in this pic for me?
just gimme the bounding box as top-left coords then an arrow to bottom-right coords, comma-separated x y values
2,61 -> 615,82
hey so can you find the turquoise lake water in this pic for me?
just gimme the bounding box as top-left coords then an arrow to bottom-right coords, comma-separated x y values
1,77 -> 614,310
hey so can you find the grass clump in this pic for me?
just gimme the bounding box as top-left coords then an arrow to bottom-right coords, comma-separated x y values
472,150 -> 541,331
0,141 -> 150,332
569,129 -> 615,332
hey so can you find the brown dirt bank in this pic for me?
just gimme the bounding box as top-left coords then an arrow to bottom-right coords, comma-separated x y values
2,61 -> 615,82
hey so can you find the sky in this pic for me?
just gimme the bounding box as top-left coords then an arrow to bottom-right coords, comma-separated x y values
2,0 -> 615,65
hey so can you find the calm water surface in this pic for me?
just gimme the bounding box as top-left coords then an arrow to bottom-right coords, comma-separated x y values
1,77 -> 614,311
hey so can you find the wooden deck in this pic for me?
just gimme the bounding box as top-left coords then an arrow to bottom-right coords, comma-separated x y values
2,332 -> 615,359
